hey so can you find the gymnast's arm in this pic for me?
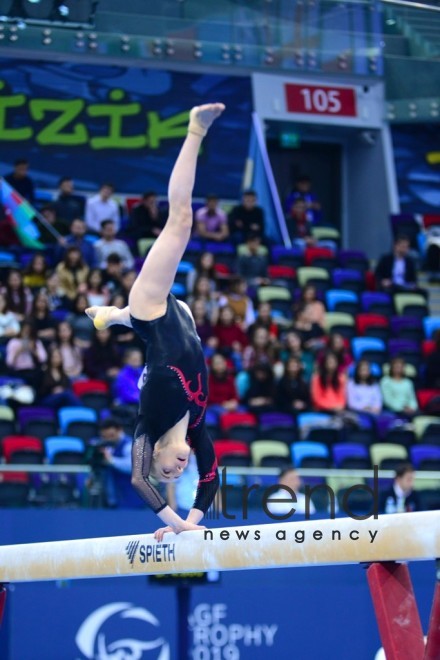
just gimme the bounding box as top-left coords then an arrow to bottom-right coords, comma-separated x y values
186,425 -> 220,525
131,433 -> 201,532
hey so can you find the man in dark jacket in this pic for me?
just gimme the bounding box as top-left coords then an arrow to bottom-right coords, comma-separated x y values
375,235 -> 417,292
379,463 -> 420,513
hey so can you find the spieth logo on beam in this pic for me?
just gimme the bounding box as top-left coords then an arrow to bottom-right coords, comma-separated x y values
125,541 -> 177,567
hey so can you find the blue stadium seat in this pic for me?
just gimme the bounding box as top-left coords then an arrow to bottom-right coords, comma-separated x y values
291,441 -> 329,467
351,337 -> 386,363
58,407 -> 98,435
326,289 -> 359,312
44,436 -> 85,463
423,317 -> 440,339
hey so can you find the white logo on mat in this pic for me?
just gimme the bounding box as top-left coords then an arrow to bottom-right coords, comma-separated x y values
76,602 -> 170,660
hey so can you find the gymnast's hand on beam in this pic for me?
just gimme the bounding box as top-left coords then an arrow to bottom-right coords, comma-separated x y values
154,520 -> 206,542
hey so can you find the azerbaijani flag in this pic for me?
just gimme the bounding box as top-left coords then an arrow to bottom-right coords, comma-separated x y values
0,177 -> 45,249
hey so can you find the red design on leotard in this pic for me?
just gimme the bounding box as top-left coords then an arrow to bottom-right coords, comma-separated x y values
167,365 -> 207,428
198,458 -> 218,483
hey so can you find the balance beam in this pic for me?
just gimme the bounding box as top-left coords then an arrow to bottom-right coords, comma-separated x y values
0,511 -> 439,583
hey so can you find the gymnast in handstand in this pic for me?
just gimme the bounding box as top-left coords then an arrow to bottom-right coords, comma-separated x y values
86,103 -> 225,541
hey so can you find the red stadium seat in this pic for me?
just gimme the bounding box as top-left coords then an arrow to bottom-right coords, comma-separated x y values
304,246 -> 335,267
72,380 -> 109,396
0,471 -> 29,484
355,313 -> 389,336
268,265 -> 296,280
213,440 -> 250,463
1,436 -> 43,463
422,340 -> 436,358
125,197 -> 142,214
416,389 -> 440,412
219,412 -> 257,431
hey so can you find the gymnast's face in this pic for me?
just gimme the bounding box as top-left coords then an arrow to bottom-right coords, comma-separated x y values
154,443 -> 191,482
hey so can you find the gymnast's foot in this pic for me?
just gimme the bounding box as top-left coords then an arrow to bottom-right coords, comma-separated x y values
85,306 -> 116,330
188,103 -> 225,137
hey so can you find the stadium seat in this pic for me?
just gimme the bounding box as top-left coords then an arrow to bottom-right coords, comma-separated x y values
17,406 -> 56,432
44,436 -> 85,464
324,312 -> 355,338
72,380 -> 109,397
0,481 -> 30,507
338,250 -> 369,272
297,266 -> 330,291
305,428 -> 341,446
258,413 -> 296,444
137,238 -> 156,256
58,407 -> 98,434
0,405 -> 15,422
417,489 -> 440,510
416,389 -> 440,412
390,316 -> 424,342
423,317 -> 440,339
337,487 -> 373,516
326,290 -> 359,314
361,292 -> 393,315
65,420 -> 99,443
304,246 -> 335,268
413,416 -> 440,440
250,440 -> 290,467
355,313 -> 389,339
219,412 -> 258,443
296,412 -> 333,439
394,293 -> 428,317
332,443 -> 370,468
410,445 -> 440,469
351,337 -> 386,364
332,269 -> 364,293
271,246 -> 304,269
213,440 -> 250,464
1,435 -> 43,463
311,226 -> 340,243
370,443 -> 408,469
384,428 -> 416,448
267,265 -> 296,281
291,441 -> 329,467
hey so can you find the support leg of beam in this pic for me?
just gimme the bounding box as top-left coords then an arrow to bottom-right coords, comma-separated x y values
424,560 -> 440,660
0,585 -> 6,628
367,562 -> 425,660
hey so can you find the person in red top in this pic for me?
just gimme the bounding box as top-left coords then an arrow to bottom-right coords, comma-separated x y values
212,305 -> 248,353
208,353 -> 239,412
311,351 -> 347,412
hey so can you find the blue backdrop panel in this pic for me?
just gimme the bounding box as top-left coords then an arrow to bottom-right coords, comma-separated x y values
392,124 -> 440,213
0,59 -> 252,198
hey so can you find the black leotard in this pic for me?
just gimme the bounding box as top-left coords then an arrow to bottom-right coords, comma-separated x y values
130,294 -> 219,514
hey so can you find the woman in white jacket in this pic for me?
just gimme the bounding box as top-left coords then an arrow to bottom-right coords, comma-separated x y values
347,359 -> 382,415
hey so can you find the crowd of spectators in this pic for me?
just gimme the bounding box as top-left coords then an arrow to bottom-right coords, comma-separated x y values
0,162 -> 439,511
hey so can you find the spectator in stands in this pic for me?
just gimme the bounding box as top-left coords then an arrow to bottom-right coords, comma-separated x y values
375,235 -> 417,292
292,305 -> 326,352
248,301 -> 279,341
86,269 -> 110,307
116,269 -> 137,305
39,204 -> 70,242
56,246 -> 89,300
276,357 -> 310,413
311,352 -> 347,412
286,198 -> 314,244
213,305 -> 248,354
237,233 -> 269,285
208,353 -> 239,412
425,329 -> 440,389
31,291 -> 56,346
6,320 -> 47,388
94,220 -> 134,270
219,277 -> 255,328
2,269 -> 33,321
242,327 -> 277,370
67,293 -> 95,349
126,191 -> 166,243
0,292 -> 20,343
191,298 -> 213,346
195,194 -> 229,242
102,254 -> 124,294
228,190 -> 265,242
285,175 -> 321,225
53,176 -> 86,225
244,363 -> 276,414
321,333 -> 352,374
56,321 -> 83,380
187,275 -> 219,324
83,328 -> 121,381
347,360 -> 382,415
186,251 -> 218,294
379,463 -> 420,514
44,272 -> 71,313
23,254 -> 49,292
85,183 -> 120,234
89,418 -> 133,508
266,466 -> 316,517
380,356 -> 418,416
38,346 -> 81,409
4,158 -> 35,203
114,348 -> 144,405
108,292 -> 138,349
298,285 -> 325,328
59,218 -> 95,268
280,330 -> 314,382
